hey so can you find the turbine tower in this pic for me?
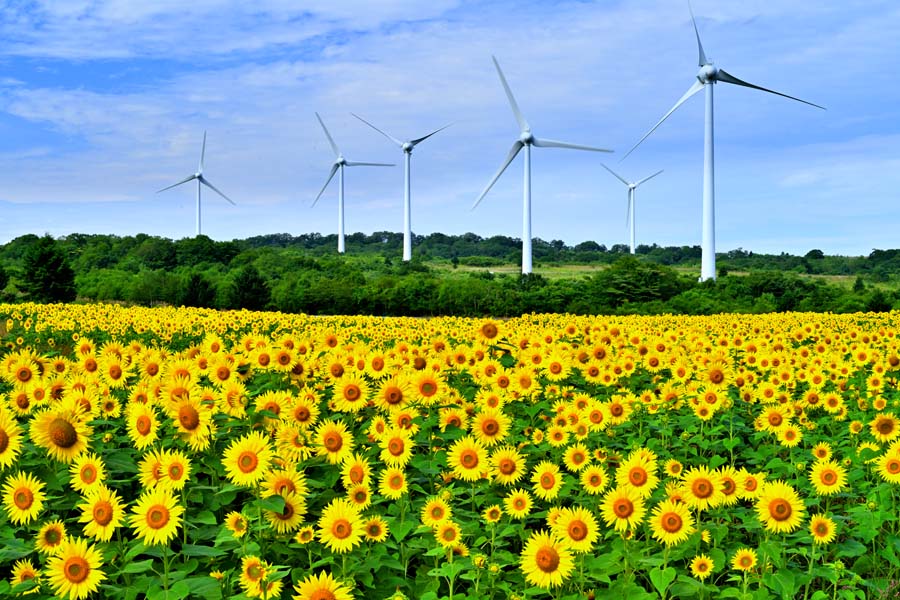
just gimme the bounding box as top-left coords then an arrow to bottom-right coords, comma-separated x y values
623,3 -> 824,281
352,113 -> 451,261
157,131 -> 235,237
600,164 -> 663,254
474,56 -> 613,275
313,113 -> 394,254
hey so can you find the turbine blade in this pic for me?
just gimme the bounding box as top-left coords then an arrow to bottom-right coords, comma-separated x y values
351,113 -> 403,147
315,112 -> 341,157
312,164 -> 339,207
533,138 -> 613,152
492,56 -> 530,132
344,161 -> 395,167
199,130 -> 207,173
472,141 -> 523,210
688,0 -> 708,66
600,163 -> 630,186
199,176 -> 236,205
410,122 -> 453,147
622,79 -> 704,161
716,69 -> 826,110
635,169 -> 664,187
157,174 -> 196,193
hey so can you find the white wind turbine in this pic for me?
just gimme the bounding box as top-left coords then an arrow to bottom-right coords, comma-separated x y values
157,131 -> 235,237
623,4 -> 824,281
473,56 -> 613,275
312,113 -> 395,254
600,164 -> 663,254
351,113 -> 452,261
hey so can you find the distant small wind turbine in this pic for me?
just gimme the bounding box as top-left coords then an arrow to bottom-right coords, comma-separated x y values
313,113 -> 394,254
352,113 -> 451,262
600,164 -> 663,254
157,131 -> 235,237
473,56 -> 613,275
623,2 -> 824,282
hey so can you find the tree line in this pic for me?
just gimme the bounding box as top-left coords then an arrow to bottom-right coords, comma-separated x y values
0,232 -> 897,316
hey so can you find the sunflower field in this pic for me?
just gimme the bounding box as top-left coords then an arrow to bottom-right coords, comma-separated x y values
0,302 -> 898,600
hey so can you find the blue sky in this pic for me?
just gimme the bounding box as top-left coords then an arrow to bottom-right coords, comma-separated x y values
0,0 -> 897,255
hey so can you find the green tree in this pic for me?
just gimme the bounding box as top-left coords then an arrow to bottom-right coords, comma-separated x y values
227,265 -> 271,311
179,272 -> 218,308
22,235 -> 77,303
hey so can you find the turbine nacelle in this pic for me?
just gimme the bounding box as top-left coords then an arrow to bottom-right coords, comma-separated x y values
519,130 -> 535,145
401,141 -> 413,153
698,63 -> 718,84
335,155 -> 347,166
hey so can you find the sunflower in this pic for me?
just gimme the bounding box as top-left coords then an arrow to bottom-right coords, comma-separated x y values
809,514 -> 837,545
69,453 -> 106,495
0,409 -> 23,469
379,427 -> 414,468
504,488 -> 533,520
222,430 -> 272,487
77,485 -> 125,542
378,467 -> 408,499
421,497 -> 453,528
600,486 -> 645,532
362,516 -> 389,542
287,395 -> 320,429
876,451 -> 900,483
580,465 -> 609,495
30,405 -> 92,463
168,397 -> 213,451
413,371 -> 443,405
490,446 -> 527,486
45,537 -> 106,600
346,483 -> 371,510
125,402 -> 159,450
340,453 -> 372,488
448,436 -> 489,482
731,548 -> 758,572
266,492 -> 307,534
616,450 -> 659,499
3,471 -> 45,525
648,500 -> 695,547
483,504 -> 503,523
435,520 -> 462,548
477,319 -> 501,343
263,469 -> 308,498
552,506 -> 599,553
225,511 -> 249,538
315,420 -> 354,466
293,571 -> 354,600
471,408 -> 511,447
294,525 -> 315,545
519,530 -> 575,589
129,488 -> 184,546
680,466 -> 724,511
239,555 -> 269,594
777,424 -> 803,448
811,442 -> 832,461
690,554 -> 714,581
10,558 -> 40,595
871,413 -> 900,443
374,376 -> 411,411
36,519 -> 67,555
809,460 -> 848,496
755,481 -> 805,534
717,466 -> 742,506
332,373 -> 370,413
531,461 -> 564,501
562,443 -> 590,473
317,498 -> 363,554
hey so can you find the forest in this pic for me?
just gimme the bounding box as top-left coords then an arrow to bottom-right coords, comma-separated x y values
0,231 -> 897,316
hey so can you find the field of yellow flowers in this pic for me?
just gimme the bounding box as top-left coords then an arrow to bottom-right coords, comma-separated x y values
0,302 -> 898,600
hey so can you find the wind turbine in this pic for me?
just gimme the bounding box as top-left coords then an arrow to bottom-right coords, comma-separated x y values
623,3 -> 824,281
473,56 -> 613,275
312,113 -> 394,254
352,113 -> 451,262
157,131 -> 235,237
600,164 -> 663,254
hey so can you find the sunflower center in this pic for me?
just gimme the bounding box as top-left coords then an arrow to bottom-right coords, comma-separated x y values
178,405 -> 200,431
499,459 -> 517,475
888,459 -> 900,474
568,520 -> 587,541
482,419 -> 499,436
278,502 -> 294,520
108,365 -> 123,379
64,556 -> 90,584
430,506 -> 445,520
613,498 -> 634,518
481,323 -> 498,339
692,479 -> 713,499
294,406 -> 311,422
389,475 -> 404,489
768,499 -> 792,521
0,429 -> 9,454
344,385 -> 361,401
709,369 -> 724,384
540,474 -> 556,489
145,363 -> 159,376
460,450 -> 479,469
81,466 -> 97,484
721,478 -> 736,495
16,366 -> 33,383
821,470 -> 837,485
348,465 -> 365,484
14,488 -> 33,509
536,546 -> 561,573
814,522 -> 829,536
589,474 -> 601,486
387,438 -> 404,456
323,432 -> 343,453
216,366 -> 230,381
136,415 -> 152,436
420,382 -> 437,396
147,505 -> 170,529
93,501 -> 114,526
384,387 -> 403,404
739,555 -> 753,568
237,451 -> 259,473
49,418 -> 78,448
169,464 -> 183,480
332,519 -> 352,539
610,404 -> 624,417
629,468 -> 648,486
662,513 -> 683,533
258,354 -> 270,366
768,413 -> 783,427
878,420 -> 895,435
45,528 -> 61,544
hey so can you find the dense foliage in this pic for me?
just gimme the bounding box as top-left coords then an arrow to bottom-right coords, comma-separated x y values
1,233 -> 899,316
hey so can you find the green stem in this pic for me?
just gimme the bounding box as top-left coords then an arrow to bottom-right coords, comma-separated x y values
162,544 -> 171,597
803,544 -> 816,600
447,549 -> 455,600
